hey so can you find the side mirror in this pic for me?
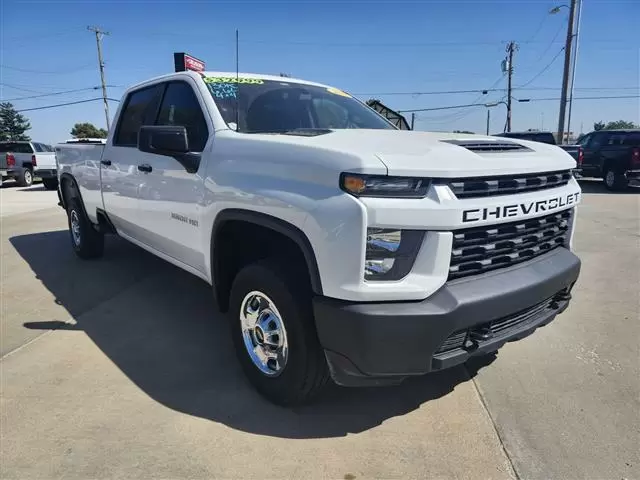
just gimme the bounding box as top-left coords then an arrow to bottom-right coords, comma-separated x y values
137,125 -> 200,173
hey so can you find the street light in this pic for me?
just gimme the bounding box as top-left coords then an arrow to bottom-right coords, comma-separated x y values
549,4 -> 568,14
484,101 -> 507,135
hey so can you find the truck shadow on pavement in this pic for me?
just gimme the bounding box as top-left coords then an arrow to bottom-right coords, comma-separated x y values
11,230 -> 496,439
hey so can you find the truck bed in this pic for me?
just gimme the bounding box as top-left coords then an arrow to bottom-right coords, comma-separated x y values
55,141 -> 106,223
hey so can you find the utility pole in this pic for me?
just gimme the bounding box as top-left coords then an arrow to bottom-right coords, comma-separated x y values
566,0 -> 582,142
486,109 -> 490,135
505,41 -> 518,133
557,0 -> 577,144
88,26 -> 111,131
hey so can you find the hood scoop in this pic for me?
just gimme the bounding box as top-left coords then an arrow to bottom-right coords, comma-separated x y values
442,139 -> 532,153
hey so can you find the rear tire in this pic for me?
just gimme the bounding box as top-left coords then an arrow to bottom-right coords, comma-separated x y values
604,168 -> 628,191
42,178 -> 58,190
17,168 -> 33,187
228,259 -> 330,406
67,197 -> 104,259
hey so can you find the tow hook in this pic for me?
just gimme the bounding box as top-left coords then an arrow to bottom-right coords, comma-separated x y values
464,327 -> 494,351
550,289 -> 572,309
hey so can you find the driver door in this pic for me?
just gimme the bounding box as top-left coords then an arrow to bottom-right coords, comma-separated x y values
135,80 -> 211,274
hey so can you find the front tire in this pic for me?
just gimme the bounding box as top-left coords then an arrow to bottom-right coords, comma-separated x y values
604,168 -> 627,191
229,259 -> 330,406
67,197 -> 104,259
42,178 -> 58,190
17,168 -> 33,187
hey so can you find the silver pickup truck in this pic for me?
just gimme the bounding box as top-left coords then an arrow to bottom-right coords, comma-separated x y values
0,141 -> 58,189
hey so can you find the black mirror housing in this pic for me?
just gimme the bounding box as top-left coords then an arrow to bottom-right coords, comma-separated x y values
137,125 -> 200,173
138,125 -> 189,155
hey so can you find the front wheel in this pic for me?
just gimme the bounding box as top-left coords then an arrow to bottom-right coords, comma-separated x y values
42,178 -> 58,190
604,168 -> 628,191
66,197 -> 104,259
228,259 -> 330,406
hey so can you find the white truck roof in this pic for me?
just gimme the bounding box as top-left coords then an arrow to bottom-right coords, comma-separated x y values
126,70 -> 333,93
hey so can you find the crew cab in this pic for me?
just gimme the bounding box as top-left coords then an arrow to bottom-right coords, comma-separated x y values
55,71 -> 582,405
0,140 -> 58,188
575,129 -> 640,190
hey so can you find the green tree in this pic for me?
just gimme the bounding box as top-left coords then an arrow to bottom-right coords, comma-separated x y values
594,120 -> 637,131
70,122 -> 108,139
0,102 -> 31,141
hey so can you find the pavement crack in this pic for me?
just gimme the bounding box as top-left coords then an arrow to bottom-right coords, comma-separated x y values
467,369 -> 521,480
0,329 -> 55,361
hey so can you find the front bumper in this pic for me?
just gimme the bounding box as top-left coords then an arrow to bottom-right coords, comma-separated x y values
313,247 -> 581,386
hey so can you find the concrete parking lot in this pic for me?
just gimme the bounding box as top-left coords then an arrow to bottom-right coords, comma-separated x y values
1,181 -> 638,479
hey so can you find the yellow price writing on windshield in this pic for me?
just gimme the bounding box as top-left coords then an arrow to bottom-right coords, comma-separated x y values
204,77 -> 264,84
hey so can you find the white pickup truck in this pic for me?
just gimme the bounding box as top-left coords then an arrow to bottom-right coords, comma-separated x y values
55,71 -> 582,405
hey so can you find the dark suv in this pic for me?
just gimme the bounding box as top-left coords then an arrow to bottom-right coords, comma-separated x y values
576,129 -> 640,191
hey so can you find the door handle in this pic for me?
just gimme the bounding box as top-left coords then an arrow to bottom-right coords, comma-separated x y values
138,164 -> 153,173
100,159 -> 112,166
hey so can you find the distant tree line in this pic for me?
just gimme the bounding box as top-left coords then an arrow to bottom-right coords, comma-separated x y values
70,122 -> 108,139
593,120 -> 638,131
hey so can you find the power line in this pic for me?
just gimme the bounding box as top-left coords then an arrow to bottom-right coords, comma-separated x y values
517,47 -> 565,88
0,64 -> 94,74
16,97 -> 119,112
0,83 -> 46,94
399,95 -> 640,113
354,86 -> 638,96
3,87 -> 111,102
534,16 -> 567,62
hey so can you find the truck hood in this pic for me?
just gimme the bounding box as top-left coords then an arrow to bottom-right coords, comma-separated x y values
285,129 -> 577,177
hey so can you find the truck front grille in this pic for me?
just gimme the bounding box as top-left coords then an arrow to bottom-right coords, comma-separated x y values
448,170 -> 572,199
449,209 -> 573,280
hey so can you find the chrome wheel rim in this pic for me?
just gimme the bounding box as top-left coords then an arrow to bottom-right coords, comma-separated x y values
24,170 -> 32,185
605,170 -> 615,187
239,291 -> 289,376
70,210 -> 81,246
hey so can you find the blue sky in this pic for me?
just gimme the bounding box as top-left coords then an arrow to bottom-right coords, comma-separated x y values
1,0 -> 638,143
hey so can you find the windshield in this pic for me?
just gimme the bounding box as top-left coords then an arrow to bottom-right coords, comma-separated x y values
204,77 -> 395,133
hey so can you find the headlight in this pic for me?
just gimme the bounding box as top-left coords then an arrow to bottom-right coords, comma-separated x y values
341,173 -> 429,198
365,228 -> 425,281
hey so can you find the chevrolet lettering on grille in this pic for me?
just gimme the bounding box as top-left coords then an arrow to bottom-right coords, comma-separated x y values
462,192 -> 580,224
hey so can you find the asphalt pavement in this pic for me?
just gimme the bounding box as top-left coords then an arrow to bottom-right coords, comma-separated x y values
1,180 -> 638,479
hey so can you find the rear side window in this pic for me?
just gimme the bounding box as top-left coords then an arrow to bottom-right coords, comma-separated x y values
0,142 -> 34,153
114,85 -> 163,147
156,81 -> 209,151
622,132 -> 640,146
590,132 -> 607,149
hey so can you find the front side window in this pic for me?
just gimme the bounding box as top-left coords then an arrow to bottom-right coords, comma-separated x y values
203,77 -> 395,133
114,85 -> 163,146
156,82 -> 209,151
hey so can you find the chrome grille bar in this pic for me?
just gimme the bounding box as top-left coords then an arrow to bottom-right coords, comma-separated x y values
448,209 -> 573,280
448,170 -> 572,199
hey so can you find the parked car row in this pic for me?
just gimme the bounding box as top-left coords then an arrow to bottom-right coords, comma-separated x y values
494,129 -> 640,191
0,141 -> 59,189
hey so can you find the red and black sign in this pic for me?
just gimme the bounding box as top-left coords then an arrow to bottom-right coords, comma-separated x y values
174,52 -> 206,73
